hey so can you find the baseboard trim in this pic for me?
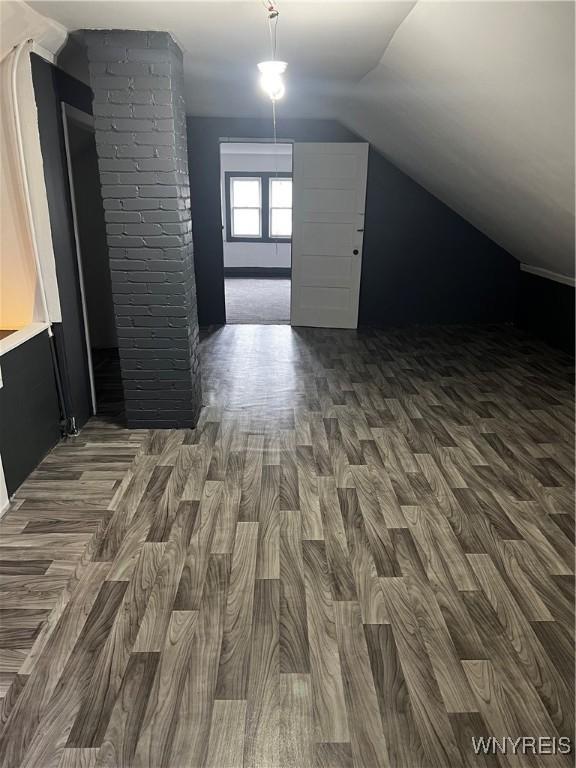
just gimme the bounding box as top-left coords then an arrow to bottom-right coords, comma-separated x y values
520,264 -> 575,287
224,267 -> 291,279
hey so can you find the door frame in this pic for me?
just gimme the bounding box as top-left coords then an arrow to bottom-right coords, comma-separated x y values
218,138 -> 294,324
60,103 -> 97,415
30,54 -> 94,431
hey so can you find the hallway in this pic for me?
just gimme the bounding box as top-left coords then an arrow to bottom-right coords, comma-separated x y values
225,279 -> 291,325
0,324 -> 573,767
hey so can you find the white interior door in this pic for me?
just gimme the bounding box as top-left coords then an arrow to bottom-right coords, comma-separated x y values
290,142 -> 369,328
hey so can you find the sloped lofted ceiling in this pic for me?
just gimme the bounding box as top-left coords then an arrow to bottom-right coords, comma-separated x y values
25,0 -> 575,279
336,0 -> 575,280
26,1 -> 415,117
0,0 -> 65,60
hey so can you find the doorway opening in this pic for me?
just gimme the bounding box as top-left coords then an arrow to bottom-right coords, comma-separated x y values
220,141 -> 293,324
62,104 -> 124,422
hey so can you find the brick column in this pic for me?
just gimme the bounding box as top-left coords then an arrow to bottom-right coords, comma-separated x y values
85,30 -> 201,428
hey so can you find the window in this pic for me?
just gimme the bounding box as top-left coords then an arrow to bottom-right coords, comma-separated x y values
230,177 -> 262,238
225,172 -> 292,243
269,178 -> 292,238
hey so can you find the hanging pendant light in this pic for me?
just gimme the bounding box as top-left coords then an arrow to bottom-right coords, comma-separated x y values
257,1 -> 285,101
257,60 -> 287,101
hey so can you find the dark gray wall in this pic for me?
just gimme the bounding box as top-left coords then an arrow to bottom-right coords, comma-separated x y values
57,32 -> 91,87
361,149 -> 518,326
85,30 -> 202,428
68,120 -> 117,349
516,271 -> 575,354
187,116 -> 518,328
0,332 -> 61,495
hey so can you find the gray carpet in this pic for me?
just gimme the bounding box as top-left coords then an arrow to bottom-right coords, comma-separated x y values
225,278 -> 291,324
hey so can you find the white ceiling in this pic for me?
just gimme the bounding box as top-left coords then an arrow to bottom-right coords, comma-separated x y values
24,0 -> 575,279
337,1 -> 575,280
27,1 -> 415,118
0,0 -> 65,59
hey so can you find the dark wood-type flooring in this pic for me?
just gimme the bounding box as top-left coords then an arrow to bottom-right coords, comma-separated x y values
0,324 -> 574,768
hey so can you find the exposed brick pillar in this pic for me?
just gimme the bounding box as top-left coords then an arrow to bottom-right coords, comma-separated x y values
85,30 -> 201,428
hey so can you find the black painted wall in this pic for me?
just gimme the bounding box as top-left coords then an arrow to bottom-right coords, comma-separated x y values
0,332 -> 61,495
360,149 -> 519,326
516,271 -> 575,354
187,116 -> 518,328
67,119 -> 116,350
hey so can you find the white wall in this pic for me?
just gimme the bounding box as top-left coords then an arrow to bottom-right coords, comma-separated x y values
19,43 -> 63,321
220,143 -> 292,270
0,2 -> 65,329
0,49 -> 38,329
0,2 -> 66,511
0,0 -> 65,61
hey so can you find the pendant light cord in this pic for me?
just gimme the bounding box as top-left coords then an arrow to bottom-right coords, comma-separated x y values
266,4 -> 280,145
267,7 -> 279,61
263,1 -> 282,262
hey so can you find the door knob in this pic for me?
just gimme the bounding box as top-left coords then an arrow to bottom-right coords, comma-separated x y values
353,249 -> 359,255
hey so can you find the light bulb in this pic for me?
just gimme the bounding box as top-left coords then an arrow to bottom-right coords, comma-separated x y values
257,61 -> 287,101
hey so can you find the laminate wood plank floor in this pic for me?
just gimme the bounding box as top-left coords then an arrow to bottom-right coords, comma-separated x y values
0,324 -> 573,767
